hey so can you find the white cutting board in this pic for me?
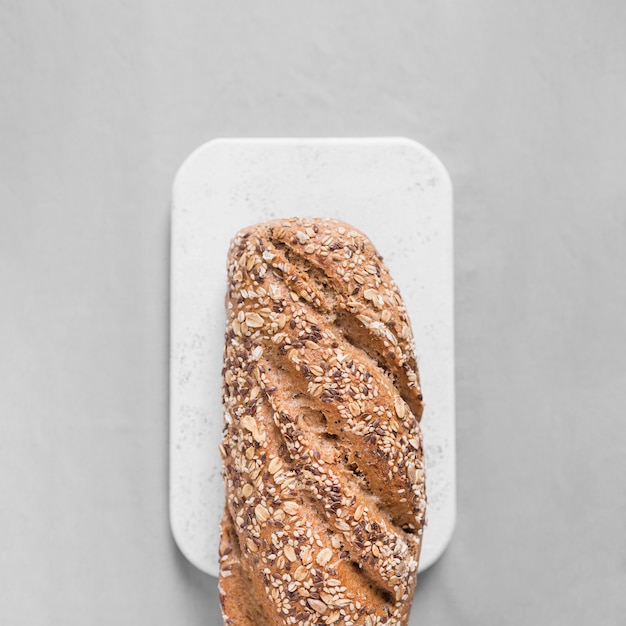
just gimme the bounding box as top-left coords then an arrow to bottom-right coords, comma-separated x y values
170,137 -> 455,577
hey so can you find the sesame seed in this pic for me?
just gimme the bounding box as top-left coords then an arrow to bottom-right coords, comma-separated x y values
316,548 -> 333,567
283,501 -> 299,515
245,312 -> 264,328
240,416 -> 255,431
268,457 -> 283,474
307,598 -> 327,614
363,288 -> 377,301
284,545 -> 297,562
255,504 -> 270,523
320,592 -> 335,606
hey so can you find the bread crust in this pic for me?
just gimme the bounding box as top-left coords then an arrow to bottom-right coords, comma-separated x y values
219,218 -> 426,626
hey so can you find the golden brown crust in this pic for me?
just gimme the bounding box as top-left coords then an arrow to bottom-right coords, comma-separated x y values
219,218 -> 426,626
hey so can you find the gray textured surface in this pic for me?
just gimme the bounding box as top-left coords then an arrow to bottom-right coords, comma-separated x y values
1,2 -> 625,624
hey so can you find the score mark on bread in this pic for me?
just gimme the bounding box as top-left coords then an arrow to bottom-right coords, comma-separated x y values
219,218 -> 426,626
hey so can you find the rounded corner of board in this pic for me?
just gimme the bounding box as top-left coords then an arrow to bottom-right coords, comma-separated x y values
171,137 -> 233,205
390,137 -> 453,195
170,512 -> 217,578
419,504 -> 457,572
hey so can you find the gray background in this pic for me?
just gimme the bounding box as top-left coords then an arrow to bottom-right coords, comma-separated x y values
1,2 -> 625,624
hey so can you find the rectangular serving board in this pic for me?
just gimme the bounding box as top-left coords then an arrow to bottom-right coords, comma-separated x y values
170,137 -> 455,577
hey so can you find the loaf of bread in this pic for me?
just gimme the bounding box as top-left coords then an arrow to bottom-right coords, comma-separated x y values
218,218 -> 426,626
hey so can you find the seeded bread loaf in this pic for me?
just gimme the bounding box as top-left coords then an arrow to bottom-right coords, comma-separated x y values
219,217 -> 426,626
